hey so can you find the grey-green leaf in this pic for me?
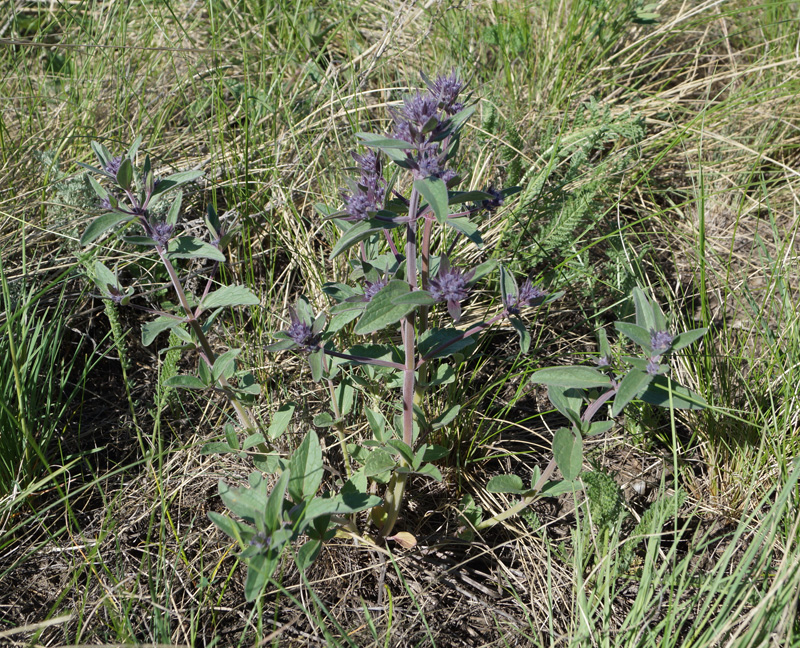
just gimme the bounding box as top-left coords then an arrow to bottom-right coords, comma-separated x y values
414,176 -> 449,224
639,376 -> 708,410
81,213 -> 134,246
530,366 -> 613,389
355,280 -> 416,335
167,237 -> 226,262
288,431 -> 324,504
486,474 -> 527,494
202,284 -> 259,310
553,428 -> 583,480
612,369 -> 654,417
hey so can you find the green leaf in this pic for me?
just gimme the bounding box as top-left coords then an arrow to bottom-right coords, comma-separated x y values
201,442 -> 235,455
355,133 -> 414,149
422,445 -> 448,461
164,374 -> 206,390
632,287 -> 655,330
445,217 -> 483,246
242,433 -> 266,450
313,412 -> 335,428
167,237 -> 226,262
142,316 -> 181,346
218,478 -> 262,523
208,511 -> 247,542
416,463 -> 443,482
431,404 -> 460,430
486,474 -> 528,494
418,328 -> 476,359
612,369 -> 654,417
166,190 -> 182,226
553,428 -> 583,480
87,174 -> 108,200
355,280 -> 416,335
330,218 -> 399,260
151,169 -> 204,199
547,386 -> 583,427
614,322 -> 653,351
212,348 -> 241,381
81,213 -> 134,246
671,328 -> 707,352
391,290 -> 436,307
509,316 -> 531,354
597,327 -> 612,359
264,470 -> 290,531
90,140 -> 111,168
334,379 -> 355,417
414,177 -> 449,224
448,190 -> 494,204
530,366 -> 613,389
121,235 -> 157,246
288,431 -> 324,504
116,157 -> 133,190
386,440 -> 415,466
364,448 -> 396,477
639,376 -> 708,410
586,420 -> 614,436
296,539 -> 323,571
266,402 -> 295,439
202,284 -> 259,310
309,348 -> 325,382
499,265 -> 518,305
243,554 -> 271,602
539,479 -> 580,497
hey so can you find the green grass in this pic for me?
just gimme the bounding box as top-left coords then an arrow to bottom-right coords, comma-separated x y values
1,0 -> 799,645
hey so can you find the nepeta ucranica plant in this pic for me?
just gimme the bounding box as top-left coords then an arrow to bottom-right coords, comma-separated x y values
77,74 -> 708,602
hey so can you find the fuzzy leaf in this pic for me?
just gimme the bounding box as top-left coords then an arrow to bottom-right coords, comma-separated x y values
202,284 -> 259,310
355,280 -> 416,335
615,322 -> 653,352
167,237 -> 226,262
415,176 -> 449,224
486,474 -> 528,494
612,369 -> 654,417
553,428 -> 583,480
142,316 -> 181,346
639,376 -> 708,410
164,374 -> 206,390
151,170 -> 204,199
530,366 -> 613,389
288,431 -> 324,504
81,213 -> 134,246
671,328 -> 707,352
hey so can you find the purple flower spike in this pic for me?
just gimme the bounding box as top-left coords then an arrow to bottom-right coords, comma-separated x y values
286,306 -> 317,350
429,257 -> 475,322
341,188 -> 374,222
149,221 -> 175,247
646,358 -> 661,375
506,279 -> 546,314
428,71 -> 465,114
363,278 -> 388,302
650,330 -> 673,353
105,155 -> 124,177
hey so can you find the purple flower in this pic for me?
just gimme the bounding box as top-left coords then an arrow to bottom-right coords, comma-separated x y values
338,150 -> 386,221
105,155 -> 124,177
646,359 -> 661,375
650,330 -> 673,353
340,188 -> 374,222
596,355 -> 611,368
427,71 -> 465,115
428,257 -> 475,322
249,531 -> 271,552
352,150 -> 382,179
481,186 -> 504,212
286,306 -> 318,351
149,221 -> 175,246
99,197 -> 114,211
363,278 -> 388,302
505,279 -> 546,314
399,92 -> 440,128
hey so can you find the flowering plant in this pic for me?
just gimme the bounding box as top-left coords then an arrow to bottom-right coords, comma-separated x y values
78,73 -> 707,602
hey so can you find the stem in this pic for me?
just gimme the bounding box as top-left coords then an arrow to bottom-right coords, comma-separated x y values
381,187 -> 420,538
155,245 -> 259,435
322,353 -> 353,479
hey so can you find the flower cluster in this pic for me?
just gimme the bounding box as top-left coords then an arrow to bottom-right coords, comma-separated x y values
505,279 -> 546,315
285,306 -> 319,351
340,150 -> 386,222
429,257 -> 475,322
